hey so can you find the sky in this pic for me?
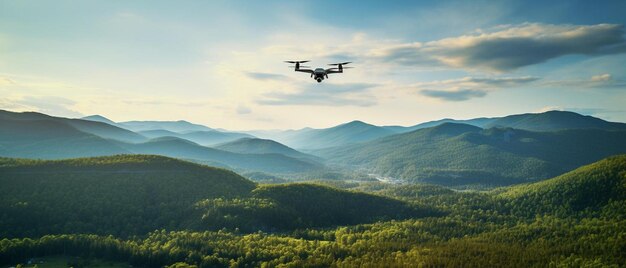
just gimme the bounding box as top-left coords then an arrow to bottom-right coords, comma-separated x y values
1,0 -> 625,130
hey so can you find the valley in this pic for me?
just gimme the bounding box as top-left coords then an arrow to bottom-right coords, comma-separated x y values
1,109 -> 626,267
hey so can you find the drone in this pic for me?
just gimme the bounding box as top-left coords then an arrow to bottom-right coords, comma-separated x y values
285,61 -> 353,83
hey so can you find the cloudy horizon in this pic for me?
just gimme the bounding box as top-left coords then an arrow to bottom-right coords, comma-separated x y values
1,0 -> 625,130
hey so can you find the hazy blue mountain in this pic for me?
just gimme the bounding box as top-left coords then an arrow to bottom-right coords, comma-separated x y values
119,120 -> 214,132
137,129 -> 180,137
384,118 -> 492,133
81,114 -> 118,125
0,118 -> 130,159
483,110 -> 626,131
0,110 -> 146,143
138,129 -> 253,146
274,120 -> 397,150
215,137 -> 319,161
319,122 -> 626,185
385,111 -> 626,134
117,137 -> 323,173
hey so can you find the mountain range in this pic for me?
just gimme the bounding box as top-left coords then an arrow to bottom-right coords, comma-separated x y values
1,110 -> 322,174
318,122 -> 626,185
3,108 -> 626,186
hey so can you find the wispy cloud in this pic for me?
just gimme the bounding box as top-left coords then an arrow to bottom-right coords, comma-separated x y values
245,72 -> 290,81
2,96 -> 84,118
258,83 -> 379,107
542,73 -> 626,89
414,76 -> 539,101
421,89 -> 487,101
236,105 -> 252,114
371,23 -> 626,72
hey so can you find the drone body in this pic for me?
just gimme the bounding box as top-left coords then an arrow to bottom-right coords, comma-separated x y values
285,61 -> 352,83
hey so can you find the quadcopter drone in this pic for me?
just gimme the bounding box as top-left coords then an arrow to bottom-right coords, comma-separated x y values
285,61 -> 353,83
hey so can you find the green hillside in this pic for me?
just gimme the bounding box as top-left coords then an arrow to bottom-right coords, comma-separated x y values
499,154 -> 626,218
0,156 -> 625,267
0,110 -> 146,143
319,123 -> 626,185
215,137 -> 318,161
0,155 -> 429,238
0,155 -> 256,237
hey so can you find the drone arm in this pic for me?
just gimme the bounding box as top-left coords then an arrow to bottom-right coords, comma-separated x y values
295,68 -> 314,74
325,68 -> 343,74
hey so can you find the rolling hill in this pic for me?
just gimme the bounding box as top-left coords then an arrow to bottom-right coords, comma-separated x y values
0,155 -> 435,237
318,123 -> 626,185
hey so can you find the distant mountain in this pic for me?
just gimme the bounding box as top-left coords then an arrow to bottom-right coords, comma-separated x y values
384,118 -> 492,133
215,137 -> 319,161
120,120 -> 213,133
0,110 -> 146,143
117,137 -> 323,173
500,155 -> 626,217
81,114 -> 118,125
274,120 -> 397,150
138,129 -> 253,146
386,111 -> 626,134
318,122 -> 626,185
0,110 -> 322,174
483,110 -> 626,131
0,118 -> 131,159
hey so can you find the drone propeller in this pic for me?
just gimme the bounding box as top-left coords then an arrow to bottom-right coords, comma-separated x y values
288,66 -> 311,68
328,67 -> 354,70
328,62 -> 352,66
284,60 -> 310,64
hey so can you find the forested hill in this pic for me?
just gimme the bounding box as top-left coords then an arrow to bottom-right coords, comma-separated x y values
0,155 -> 433,238
319,123 -> 626,185
498,154 -> 626,218
0,155 -> 256,237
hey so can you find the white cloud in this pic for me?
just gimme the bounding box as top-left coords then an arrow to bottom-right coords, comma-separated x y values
371,23 -> 626,72
591,73 -> 612,82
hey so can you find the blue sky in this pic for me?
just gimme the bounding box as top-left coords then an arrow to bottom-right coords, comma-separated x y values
1,0 -> 625,130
